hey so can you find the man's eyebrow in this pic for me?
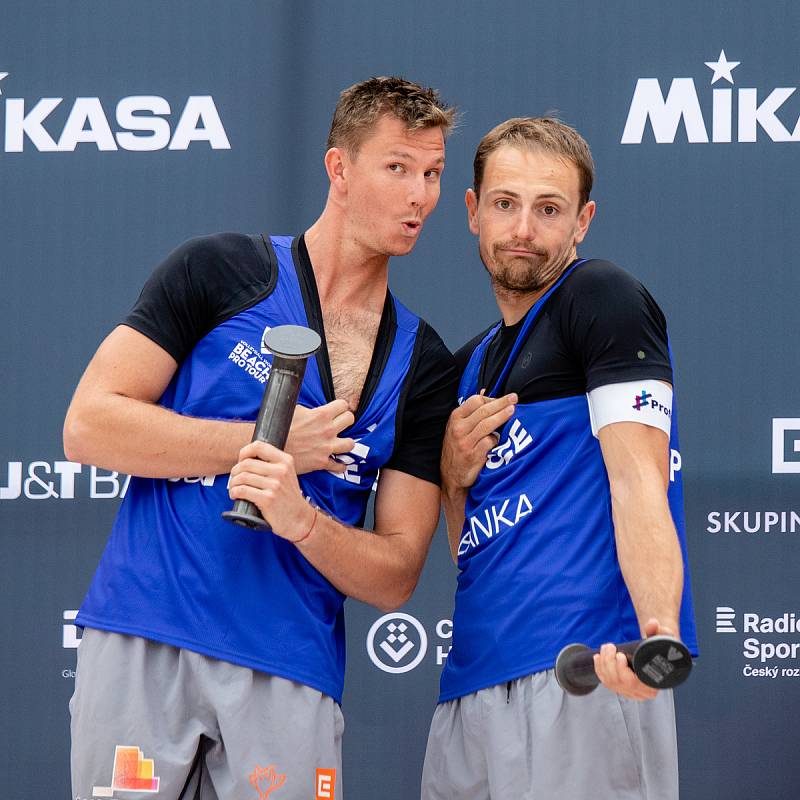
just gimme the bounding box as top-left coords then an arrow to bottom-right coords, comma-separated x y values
387,150 -> 446,165
485,188 -> 568,201
486,188 -> 522,199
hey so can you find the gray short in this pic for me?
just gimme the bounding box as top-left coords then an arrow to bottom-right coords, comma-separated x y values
70,629 -> 344,800
421,669 -> 677,800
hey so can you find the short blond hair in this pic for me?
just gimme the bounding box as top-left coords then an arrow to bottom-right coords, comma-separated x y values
327,76 -> 456,155
473,117 -> 594,206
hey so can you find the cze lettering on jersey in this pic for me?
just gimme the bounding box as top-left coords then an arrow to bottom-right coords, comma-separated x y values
459,493 -> 533,557
485,419 -> 532,470
332,425 -> 376,485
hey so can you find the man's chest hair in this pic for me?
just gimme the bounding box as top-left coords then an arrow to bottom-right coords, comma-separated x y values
323,305 -> 382,410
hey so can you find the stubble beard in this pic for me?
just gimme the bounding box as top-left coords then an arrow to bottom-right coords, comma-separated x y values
482,238 -> 575,297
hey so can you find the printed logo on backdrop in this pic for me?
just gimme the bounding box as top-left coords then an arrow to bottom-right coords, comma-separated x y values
772,418 -> 800,474
716,606 -> 800,680
0,460 -> 129,500
366,613 -> 428,673
0,71 -> 230,152
704,419 -> 800,534
706,510 -> 800,534
62,609 -> 80,679
0,460 -> 219,500
366,615 -> 453,672
715,606 -> 737,632
622,49 -> 800,144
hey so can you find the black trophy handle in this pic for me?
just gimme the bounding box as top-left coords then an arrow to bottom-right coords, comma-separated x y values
222,325 -> 321,530
554,635 -> 692,696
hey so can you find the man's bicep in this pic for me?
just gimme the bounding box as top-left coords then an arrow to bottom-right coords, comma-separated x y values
597,421 -> 670,488
73,324 -> 179,404
374,468 -> 441,558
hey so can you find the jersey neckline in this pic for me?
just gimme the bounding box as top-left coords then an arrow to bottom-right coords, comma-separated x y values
478,258 -> 587,397
291,234 -> 397,420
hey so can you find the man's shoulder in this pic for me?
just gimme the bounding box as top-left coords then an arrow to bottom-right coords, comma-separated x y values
414,318 -> 457,372
563,258 -> 645,295
123,232 -> 276,363
175,231 -> 266,267
160,231 -> 275,297
557,258 -> 665,321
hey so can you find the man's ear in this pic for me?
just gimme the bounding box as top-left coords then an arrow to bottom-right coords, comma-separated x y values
324,147 -> 347,191
574,199 -> 596,245
465,188 -> 480,235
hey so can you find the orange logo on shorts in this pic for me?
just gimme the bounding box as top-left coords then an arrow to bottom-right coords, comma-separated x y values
92,745 -> 161,796
249,764 -> 286,798
315,768 -> 336,800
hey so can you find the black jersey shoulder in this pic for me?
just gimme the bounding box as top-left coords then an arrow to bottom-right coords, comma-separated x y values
554,259 -> 666,332
123,232 -> 276,363
550,258 -> 673,393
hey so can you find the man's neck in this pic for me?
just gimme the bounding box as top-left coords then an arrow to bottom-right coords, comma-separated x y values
496,285 -> 548,327
304,210 -> 389,314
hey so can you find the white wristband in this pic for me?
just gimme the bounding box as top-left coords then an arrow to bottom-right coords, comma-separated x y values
587,380 -> 673,438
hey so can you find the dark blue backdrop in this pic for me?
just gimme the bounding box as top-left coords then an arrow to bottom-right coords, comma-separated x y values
2,2 -> 799,797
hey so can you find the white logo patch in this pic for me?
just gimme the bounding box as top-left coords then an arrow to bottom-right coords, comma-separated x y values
228,340 -> 271,384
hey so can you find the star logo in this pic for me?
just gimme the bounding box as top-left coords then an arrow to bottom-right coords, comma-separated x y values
704,50 -> 740,85
0,72 -> 8,95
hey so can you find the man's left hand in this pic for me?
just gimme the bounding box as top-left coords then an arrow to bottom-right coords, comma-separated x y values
592,618 -> 675,701
228,441 -> 316,542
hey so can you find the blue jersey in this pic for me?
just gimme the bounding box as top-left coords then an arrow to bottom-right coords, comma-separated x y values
439,260 -> 698,702
77,235 -> 422,703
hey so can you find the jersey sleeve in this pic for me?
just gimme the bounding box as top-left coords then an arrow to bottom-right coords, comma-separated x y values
383,322 -> 459,485
123,233 -> 274,363
560,260 -> 673,392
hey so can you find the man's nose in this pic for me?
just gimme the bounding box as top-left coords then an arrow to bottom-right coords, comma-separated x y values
408,174 -> 428,209
512,210 -> 536,240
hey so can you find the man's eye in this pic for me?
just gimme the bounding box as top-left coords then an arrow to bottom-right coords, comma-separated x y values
496,199 -> 512,210
388,164 -> 404,173
543,205 -> 558,216
424,169 -> 440,179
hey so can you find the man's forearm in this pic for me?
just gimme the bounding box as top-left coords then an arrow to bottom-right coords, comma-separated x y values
611,481 -> 683,636
64,392 -> 253,478
227,454 -> 439,611
442,484 -> 467,562
295,511 -> 430,611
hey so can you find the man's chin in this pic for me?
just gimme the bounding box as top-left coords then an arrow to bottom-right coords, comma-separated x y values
491,276 -> 544,294
389,239 -> 419,257
490,265 -> 546,294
